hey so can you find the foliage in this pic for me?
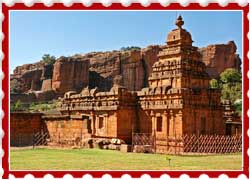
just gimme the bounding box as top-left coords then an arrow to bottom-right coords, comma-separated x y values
220,68 -> 241,85
221,83 -> 241,102
220,69 -> 242,103
234,100 -> 242,116
209,79 -> 219,89
209,68 -> 242,115
10,100 -> 24,112
28,101 -> 57,112
209,68 -> 242,104
42,54 -> 56,65
120,46 -> 141,51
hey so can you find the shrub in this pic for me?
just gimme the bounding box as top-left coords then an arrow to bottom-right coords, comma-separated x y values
42,54 -> 56,65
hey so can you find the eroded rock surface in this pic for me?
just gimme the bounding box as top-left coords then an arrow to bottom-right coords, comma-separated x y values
10,42 -> 241,102
10,61 -> 54,93
199,41 -> 241,78
52,56 -> 89,94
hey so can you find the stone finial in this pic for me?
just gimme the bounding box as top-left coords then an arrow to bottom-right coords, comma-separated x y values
175,15 -> 184,29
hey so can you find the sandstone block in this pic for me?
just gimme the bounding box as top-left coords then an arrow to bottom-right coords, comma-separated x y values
120,144 -> 132,153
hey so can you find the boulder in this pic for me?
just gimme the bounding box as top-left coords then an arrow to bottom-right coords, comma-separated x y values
111,138 -> 125,145
133,145 -> 153,153
108,144 -> 120,150
120,144 -> 132,152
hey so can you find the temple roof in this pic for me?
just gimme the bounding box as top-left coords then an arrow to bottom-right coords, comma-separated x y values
166,15 -> 193,46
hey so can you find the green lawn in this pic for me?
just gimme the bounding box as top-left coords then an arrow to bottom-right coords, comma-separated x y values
10,148 -> 242,170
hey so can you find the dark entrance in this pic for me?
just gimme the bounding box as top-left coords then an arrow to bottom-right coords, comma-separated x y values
225,124 -> 232,135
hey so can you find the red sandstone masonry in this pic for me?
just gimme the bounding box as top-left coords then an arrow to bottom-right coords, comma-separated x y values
10,112 -> 44,146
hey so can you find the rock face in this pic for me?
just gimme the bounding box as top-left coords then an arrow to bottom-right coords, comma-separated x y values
88,45 -> 161,91
141,45 -> 162,87
199,41 -> 241,78
41,79 -> 52,92
52,57 -> 89,94
10,41 -> 241,103
10,61 -> 54,93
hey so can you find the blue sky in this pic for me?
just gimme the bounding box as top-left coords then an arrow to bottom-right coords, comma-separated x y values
10,10 -> 242,73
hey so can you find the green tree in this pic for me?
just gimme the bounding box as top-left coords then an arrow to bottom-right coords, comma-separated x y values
234,100 -> 242,115
42,54 -> 56,65
219,68 -> 242,103
220,68 -> 241,85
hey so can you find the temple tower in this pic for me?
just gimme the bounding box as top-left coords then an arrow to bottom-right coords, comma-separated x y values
138,16 -> 224,153
148,15 -> 210,89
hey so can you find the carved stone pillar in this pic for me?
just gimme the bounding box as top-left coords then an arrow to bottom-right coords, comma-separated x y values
150,111 -> 155,134
163,110 -> 168,136
169,110 -> 174,137
105,113 -> 109,136
90,111 -> 95,136
176,110 -> 183,136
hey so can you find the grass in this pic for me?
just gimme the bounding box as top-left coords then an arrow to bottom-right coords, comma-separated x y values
10,148 -> 242,170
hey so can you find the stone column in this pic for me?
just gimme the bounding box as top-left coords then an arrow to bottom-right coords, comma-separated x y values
150,111 -> 155,133
105,113 -> 109,136
163,111 -> 168,136
90,111 -> 95,136
175,110 -> 183,136
169,110 -> 174,137
172,78 -> 176,88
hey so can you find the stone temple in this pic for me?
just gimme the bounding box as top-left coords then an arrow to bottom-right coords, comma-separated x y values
11,16 -> 241,153
49,16 -> 240,153
137,15 -> 224,137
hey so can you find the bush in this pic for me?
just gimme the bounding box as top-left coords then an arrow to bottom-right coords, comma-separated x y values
10,100 -> 24,112
28,101 -> 57,112
120,46 -> 141,51
209,79 -> 219,89
209,68 -> 242,103
42,54 -> 56,65
234,100 -> 242,116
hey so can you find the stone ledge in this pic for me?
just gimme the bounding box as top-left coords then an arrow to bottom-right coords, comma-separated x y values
70,114 -> 89,119
42,115 -> 70,120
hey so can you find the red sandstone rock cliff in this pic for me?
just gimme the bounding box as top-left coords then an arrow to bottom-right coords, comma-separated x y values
199,41 -> 241,78
10,61 -> 53,93
88,45 -> 161,91
10,41 -> 241,102
52,56 -> 89,94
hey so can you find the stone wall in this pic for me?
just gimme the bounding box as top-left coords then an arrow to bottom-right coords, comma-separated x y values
93,112 -> 118,139
43,115 -> 92,146
117,109 -> 137,143
182,107 -> 225,135
42,110 -> 135,145
10,112 -> 44,146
